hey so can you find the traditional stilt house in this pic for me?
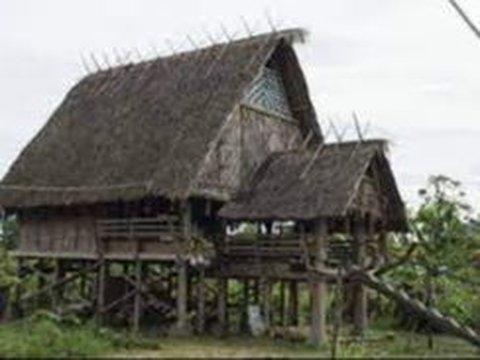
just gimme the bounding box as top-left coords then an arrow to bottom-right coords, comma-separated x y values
0,28 -> 407,344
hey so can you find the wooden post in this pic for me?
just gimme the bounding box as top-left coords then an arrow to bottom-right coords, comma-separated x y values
353,215 -> 368,337
94,218 -> 106,327
310,218 -> 328,347
36,260 -> 45,309
279,280 -> 286,326
287,280 -> 298,326
96,260 -> 107,327
52,260 -> 62,313
240,279 -> 250,333
217,276 -> 228,335
11,258 -> 24,318
80,261 -> 87,300
378,229 -> 388,263
176,260 -> 188,335
253,279 -> 260,304
132,259 -> 143,333
197,267 -> 206,334
176,200 -> 191,335
260,277 -> 272,329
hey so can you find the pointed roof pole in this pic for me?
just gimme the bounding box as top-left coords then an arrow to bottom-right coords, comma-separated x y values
112,47 -> 124,65
352,112 -> 364,142
240,16 -> 254,38
80,53 -> 92,74
265,9 -> 277,33
89,53 -> 102,71
186,34 -> 199,51
101,52 -> 112,69
202,27 -> 218,46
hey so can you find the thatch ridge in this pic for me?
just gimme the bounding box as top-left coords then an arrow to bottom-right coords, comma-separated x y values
0,28 -> 317,209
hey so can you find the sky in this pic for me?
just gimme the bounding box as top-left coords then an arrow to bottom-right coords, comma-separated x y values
1,0 -> 480,211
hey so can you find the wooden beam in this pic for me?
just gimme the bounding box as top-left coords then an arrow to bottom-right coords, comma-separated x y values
20,261 -> 101,304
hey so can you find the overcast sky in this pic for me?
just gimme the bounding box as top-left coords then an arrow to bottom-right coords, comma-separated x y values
1,0 -> 480,211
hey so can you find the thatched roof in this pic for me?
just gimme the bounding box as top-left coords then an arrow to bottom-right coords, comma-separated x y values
219,140 -> 407,231
0,28 -> 319,208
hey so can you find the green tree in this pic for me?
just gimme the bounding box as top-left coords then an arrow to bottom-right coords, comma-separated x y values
0,217 -> 19,251
413,175 -> 472,271
0,217 -> 18,289
391,175 -> 480,326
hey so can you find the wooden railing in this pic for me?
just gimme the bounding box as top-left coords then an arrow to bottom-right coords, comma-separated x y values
97,216 -> 182,242
220,235 -> 355,264
222,235 -> 302,258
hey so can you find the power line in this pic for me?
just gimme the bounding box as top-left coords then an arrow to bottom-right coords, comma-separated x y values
447,0 -> 480,41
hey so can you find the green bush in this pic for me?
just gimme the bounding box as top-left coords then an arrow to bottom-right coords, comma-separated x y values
0,311 -> 160,357
0,316 -> 112,357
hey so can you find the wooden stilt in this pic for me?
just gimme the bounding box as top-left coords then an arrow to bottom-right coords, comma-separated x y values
353,216 -> 368,337
11,258 -> 24,318
288,280 -> 298,326
197,267 -> 206,334
36,260 -> 45,309
217,276 -> 228,335
240,279 -> 249,333
95,219 -> 106,327
310,218 -> 328,347
176,259 -> 189,335
51,259 -> 62,313
279,280 -> 286,326
96,260 -> 106,327
133,258 -> 143,333
175,200 -> 192,335
253,279 -> 260,304
261,277 -> 272,329
80,261 -> 87,300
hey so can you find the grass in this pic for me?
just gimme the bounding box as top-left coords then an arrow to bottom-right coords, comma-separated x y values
116,330 -> 480,358
0,313 -> 478,358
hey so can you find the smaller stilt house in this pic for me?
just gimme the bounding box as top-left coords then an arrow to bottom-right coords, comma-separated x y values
219,139 -> 407,343
0,28 -> 408,344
